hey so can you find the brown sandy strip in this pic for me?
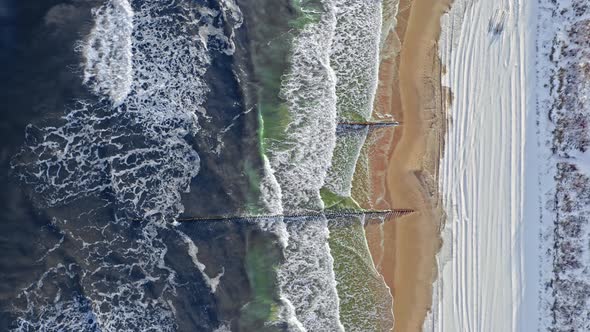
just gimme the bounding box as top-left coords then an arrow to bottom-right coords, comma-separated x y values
365,0 -> 451,331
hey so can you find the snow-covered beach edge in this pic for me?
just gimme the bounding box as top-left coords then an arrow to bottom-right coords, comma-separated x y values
425,0 -> 544,330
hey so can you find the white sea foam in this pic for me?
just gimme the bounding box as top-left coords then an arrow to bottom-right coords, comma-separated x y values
14,288 -> 103,332
17,0 -> 391,331
82,0 -> 134,106
12,0 -> 243,330
275,297 -> 307,332
269,1 -> 338,213
253,218 -> 306,331
278,218 -> 345,332
264,2 -> 390,330
259,155 -> 284,216
213,323 -> 232,332
219,0 -> 243,54
380,0 -> 401,56
14,0 -> 241,220
14,220 -> 179,332
261,2 -> 346,330
328,216 -> 394,332
324,127 -> 368,198
331,0 -> 382,120
256,216 -> 290,249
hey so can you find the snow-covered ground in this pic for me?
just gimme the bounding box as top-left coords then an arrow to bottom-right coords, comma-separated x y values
536,1 -> 590,330
427,0 -> 541,330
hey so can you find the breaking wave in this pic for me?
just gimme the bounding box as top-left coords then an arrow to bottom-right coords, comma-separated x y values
82,0 -> 134,105
261,0 -> 386,212
268,1 -> 338,214
278,218 -> 345,332
258,1 -> 342,329
331,0 -> 382,120
261,0 -> 389,330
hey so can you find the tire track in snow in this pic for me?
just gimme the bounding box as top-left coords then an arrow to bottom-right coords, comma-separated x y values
427,0 -> 538,330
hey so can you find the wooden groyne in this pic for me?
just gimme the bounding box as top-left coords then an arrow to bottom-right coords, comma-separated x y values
168,209 -> 414,223
336,121 -> 401,131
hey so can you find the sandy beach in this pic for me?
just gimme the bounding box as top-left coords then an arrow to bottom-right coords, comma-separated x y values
365,0 -> 450,330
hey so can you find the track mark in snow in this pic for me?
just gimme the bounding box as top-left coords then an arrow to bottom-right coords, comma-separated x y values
429,0 -> 540,330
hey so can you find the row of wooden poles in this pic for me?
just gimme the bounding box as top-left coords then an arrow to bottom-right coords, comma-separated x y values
172,209 -> 414,223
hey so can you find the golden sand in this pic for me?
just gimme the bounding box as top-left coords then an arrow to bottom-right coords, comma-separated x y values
365,0 -> 450,330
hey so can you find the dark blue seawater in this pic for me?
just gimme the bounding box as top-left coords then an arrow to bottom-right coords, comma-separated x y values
0,0 -> 284,330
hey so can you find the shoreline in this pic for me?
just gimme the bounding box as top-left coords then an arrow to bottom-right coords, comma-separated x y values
365,0 -> 450,330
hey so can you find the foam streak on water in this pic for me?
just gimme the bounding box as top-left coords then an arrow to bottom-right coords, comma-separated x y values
177,230 -> 225,293
380,0 -> 401,57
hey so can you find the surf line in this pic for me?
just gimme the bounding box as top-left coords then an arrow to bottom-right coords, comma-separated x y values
135,209 -> 415,223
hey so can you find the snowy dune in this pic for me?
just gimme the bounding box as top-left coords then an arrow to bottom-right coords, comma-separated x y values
429,0 -> 540,331
536,0 -> 590,330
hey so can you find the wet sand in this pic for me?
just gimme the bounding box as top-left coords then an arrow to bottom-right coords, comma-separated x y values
365,0 -> 450,330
